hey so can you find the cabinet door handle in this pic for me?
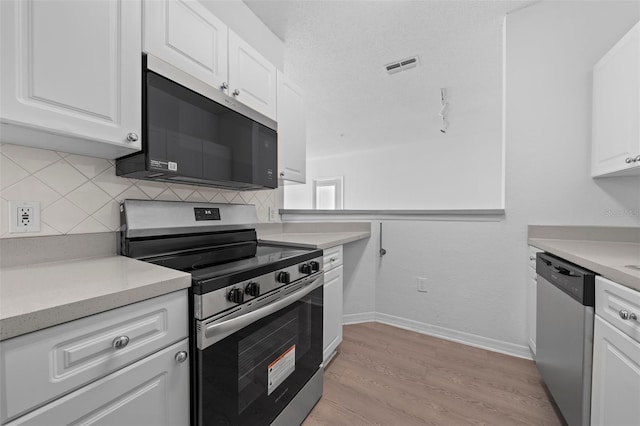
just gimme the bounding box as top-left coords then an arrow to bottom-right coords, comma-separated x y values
126,133 -> 139,143
634,155 -> 640,162
280,172 -> 285,177
625,157 -> 635,164
175,351 -> 188,363
221,82 -> 228,90
233,89 -> 240,96
529,256 -> 536,261
619,310 -> 638,321
112,335 -> 130,349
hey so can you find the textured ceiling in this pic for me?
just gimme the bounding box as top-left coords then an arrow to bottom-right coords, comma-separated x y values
244,0 -> 538,158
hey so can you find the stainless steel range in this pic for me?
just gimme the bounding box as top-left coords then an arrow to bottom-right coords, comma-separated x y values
119,200 -> 324,426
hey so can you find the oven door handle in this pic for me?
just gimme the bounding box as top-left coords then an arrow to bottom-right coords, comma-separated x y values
199,274 -> 323,349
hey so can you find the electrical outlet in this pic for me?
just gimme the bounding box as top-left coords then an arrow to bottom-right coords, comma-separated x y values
268,206 -> 277,222
417,277 -> 428,293
9,201 -> 41,233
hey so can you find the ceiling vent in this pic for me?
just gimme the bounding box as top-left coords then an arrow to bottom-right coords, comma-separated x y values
384,56 -> 419,75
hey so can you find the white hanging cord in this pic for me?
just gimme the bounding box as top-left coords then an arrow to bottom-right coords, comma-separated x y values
439,88 -> 449,133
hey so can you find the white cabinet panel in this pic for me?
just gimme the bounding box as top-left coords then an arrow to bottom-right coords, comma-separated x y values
277,71 -> 306,184
0,290 -> 187,423
228,30 -> 277,120
323,245 -> 344,271
5,339 -> 190,426
591,316 -> 640,426
0,0 -> 141,158
144,0 -> 228,90
595,276 -> 640,344
527,246 -> 542,357
592,22 -> 640,177
323,265 -> 343,365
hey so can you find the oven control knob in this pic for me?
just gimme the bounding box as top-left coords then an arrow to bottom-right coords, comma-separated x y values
228,288 -> 244,304
245,282 -> 260,297
299,263 -> 311,274
277,271 -> 291,284
309,261 -> 320,273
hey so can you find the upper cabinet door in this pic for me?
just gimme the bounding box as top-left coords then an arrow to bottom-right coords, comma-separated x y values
0,0 -> 142,158
592,22 -> 640,177
277,71 -> 306,184
144,0 -> 228,90
228,30 -> 277,120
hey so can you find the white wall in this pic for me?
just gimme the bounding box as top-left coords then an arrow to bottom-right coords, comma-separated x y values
279,1 -> 506,210
286,134 -> 503,209
287,0 -> 640,358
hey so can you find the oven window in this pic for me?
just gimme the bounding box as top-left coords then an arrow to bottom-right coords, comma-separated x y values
197,286 -> 322,426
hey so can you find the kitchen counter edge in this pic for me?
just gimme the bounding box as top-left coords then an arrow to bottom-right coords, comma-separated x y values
0,256 -> 191,341
528,238 -> 640,292
259,231 -> 371,250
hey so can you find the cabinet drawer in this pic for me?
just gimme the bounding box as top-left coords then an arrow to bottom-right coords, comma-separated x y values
323,245 -> 343,271
5,339 -> 190,426
595,276 -> 640,343
0,290 -> 188,423
528,245 -> 542,269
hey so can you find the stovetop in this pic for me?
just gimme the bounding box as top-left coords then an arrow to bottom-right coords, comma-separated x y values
119,200 -> 323,295
147,244 -> 322,294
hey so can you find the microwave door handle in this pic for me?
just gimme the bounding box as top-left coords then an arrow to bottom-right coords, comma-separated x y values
201,274 -> 324,348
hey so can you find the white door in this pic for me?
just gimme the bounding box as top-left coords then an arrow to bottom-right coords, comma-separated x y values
591,316 -> 640,426
277,71 -> 307,183
5,339 -> 190,426
144,0 -> 228,91
592,22 -> 640,177
228,30 -> 277,120
0,0 -> 141,155
323,265 -> 343,363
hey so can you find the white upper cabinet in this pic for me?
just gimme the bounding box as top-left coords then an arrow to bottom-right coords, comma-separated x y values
144,1 -> 277,121
592,21 -> 640,177
227,30 -> 277,120
277,71 -> 306,183
0,0 -> 142,159
144,0 -> 228,91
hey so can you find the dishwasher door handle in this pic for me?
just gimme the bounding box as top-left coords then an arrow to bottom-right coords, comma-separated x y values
553,265 -> 580,277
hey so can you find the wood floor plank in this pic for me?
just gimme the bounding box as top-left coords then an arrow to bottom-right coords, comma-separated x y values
305,322 -> 563,426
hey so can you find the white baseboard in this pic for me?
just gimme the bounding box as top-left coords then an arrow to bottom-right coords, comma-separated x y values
343,312 -> 532,360
342,312 -> 376,324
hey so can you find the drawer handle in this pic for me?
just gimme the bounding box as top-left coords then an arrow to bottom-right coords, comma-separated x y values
112,336 -> 130,349
619,310 -> 638,321
330,257 -> 337,262
529,256 -> 535,261
175,351 -> 188,363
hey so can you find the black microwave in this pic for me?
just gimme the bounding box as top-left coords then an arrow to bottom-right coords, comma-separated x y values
116,54 -> 277,190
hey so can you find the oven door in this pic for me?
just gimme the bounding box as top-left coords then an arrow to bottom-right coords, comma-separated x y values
194,274 -> 323,426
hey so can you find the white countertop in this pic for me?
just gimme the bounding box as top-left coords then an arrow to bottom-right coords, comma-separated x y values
0,256 -> 191,341
259,231 -> 371,249
528,238 -> 640,292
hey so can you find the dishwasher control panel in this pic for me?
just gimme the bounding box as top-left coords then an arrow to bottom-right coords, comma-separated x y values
536,252 -> 596,306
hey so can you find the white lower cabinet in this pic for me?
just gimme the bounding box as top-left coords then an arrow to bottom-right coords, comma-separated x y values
0,290 -> 189,425
527,245 -> 542,357
591,317 -> 640,426
591,276 -> 640,426
322,245 -> 344,365
5,339 -> 190,426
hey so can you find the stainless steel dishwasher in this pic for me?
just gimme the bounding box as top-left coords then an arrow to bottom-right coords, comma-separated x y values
536,252 -> 596,426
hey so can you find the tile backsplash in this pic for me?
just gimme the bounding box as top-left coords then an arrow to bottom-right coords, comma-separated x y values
0,144 -> 278,238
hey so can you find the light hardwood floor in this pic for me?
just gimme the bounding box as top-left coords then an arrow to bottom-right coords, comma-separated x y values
304,322 -> 564,426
